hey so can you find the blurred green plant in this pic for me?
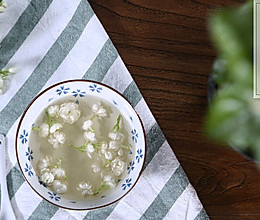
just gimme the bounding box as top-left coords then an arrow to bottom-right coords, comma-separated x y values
205,0 -> 260,161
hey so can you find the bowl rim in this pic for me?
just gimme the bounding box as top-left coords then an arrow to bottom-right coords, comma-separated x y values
15,79 -> 147,211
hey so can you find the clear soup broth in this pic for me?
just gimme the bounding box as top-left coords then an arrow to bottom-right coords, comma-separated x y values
30,95 -> 133,201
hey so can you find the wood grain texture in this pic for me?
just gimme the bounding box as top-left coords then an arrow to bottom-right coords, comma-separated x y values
88,0 -> 260,219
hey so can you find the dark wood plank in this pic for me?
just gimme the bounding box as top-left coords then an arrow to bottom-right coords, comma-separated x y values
88,0 -> 260,219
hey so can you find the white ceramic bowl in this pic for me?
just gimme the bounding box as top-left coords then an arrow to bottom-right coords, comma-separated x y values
16,80 -> 146,210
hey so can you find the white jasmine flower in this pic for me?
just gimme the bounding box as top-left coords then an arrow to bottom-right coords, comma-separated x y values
0,78 -> 3,88
51,168 -> 66,180
48,131 -> 66,148
92,102 -> 107,118
109,140 -> 120,151
41,172 -> 54,185
39,168 -> 50,175
82,120 -> 93,131
99,141 -> 113,161
104,151 -> 113,160
91,163 -> 101,173
108,132 -> 125,144
0,89 -> 2,95
83,131 -> 97,143
2,2 -> 7,8
38,122 -> 50,138
77,182 -> 94,196
37,155 -> 53,171
118,149 -> 124,156
52,180 -> 67,194
54,131 -> 66,143
110,158 -> 127,176
86,143 -> 95,158
0,6 -> 5,13
103,175 -> 116,188
47,105 -> 59,117
100,141 -> 108,154
59,102 -> 81,124
50,123 -> 62,134
8,67 -> 17,74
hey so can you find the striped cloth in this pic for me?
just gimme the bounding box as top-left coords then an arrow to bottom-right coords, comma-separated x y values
0,0 -> 209,219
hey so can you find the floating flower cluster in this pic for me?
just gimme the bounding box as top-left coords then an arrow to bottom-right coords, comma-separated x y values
0,67 -> 17,95
70,110 -> 130,197
77,181 -> 94,196
34,101 -> 131,196
59,102 -> 81,124
37,156 -> 68,194
33,102 -> 81,148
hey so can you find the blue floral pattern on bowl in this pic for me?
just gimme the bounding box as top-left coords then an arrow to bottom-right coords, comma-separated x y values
127,161 -> 135,174
25,147 -> 34,161
20,130 -> 28,144
48,192 -> 61,201
16,80 -> 146,210
56,86 -> 70,95
131,129 -> 138,143
136,149 -> 144,163
89,84 -> 102,93
72,89 -> 86,97
122,178 -> 132,190
24,163 -> 33,177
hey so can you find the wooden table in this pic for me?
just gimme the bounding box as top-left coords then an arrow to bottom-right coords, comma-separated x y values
89,1 -> 260,219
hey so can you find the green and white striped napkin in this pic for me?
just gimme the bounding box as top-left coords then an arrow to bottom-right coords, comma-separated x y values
0,0 -> 209,219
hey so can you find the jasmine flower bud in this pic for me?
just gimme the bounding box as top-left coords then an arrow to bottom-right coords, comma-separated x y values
108,132 -> 125,143
55,131 -> 66,143
100,141 -> 108,154
38,123 -> 50,138
109,140 -> 120,151
0,89 -> 3,95
92,102 -> 107,118
0,6 -> 5,13
52,180 -> 67,194
48,131 -> 66,148
84,131 -> 97,143
50,123 -> 62,134
91,163 -> 101,173
51,168 -> 66,180
98,141 -> 113,161
41,172 -> 54,185
8,67 -> 17,74
38,123 -> 50,137
47,105 -> 59,117
77,182 -> 94,196
2,2 -> 7,8
103,175 -> 116,188
86,143 -> 95,158
39,168 -> 50,175
110,158 -> 127,176
104,151 -> 113,160
118,149 -> 124,156
37,155 -> 53,171
82,120 -> 93,131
